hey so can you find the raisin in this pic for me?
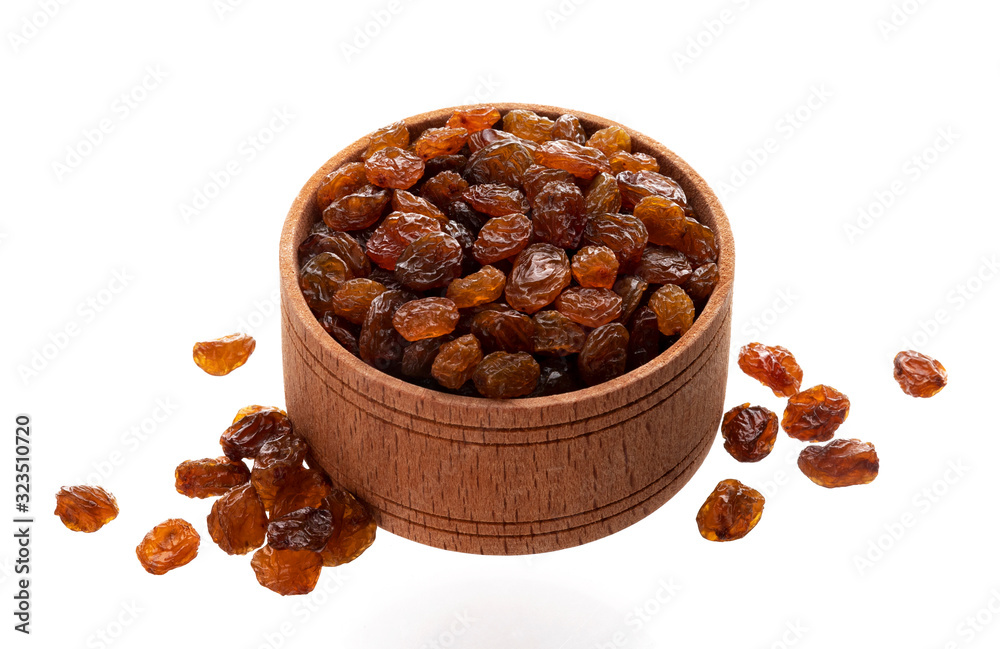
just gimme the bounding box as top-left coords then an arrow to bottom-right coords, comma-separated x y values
175,457 -> 250,498
136,518 -> 200,575
721,404 -> 779,462
447,200 -> 488,233
419,171 -> 469,210
394,231 -> 463,290
392,297 -> 460,341
468,128 -> 535,155
316,162 -> 367,210
782,385 -> 850,442
472,213 -> 532,264
363,120 -> 410,159
319,488 -> 377,566
425,154 -> 468,176
532,310 -> 586,356
271,468 -> 333,519
233,405 -> 287,424
626,307 -> 661,370
473,351 -> 540,398
696,479 -> 764,542
737,343 -> 804,398
505,244 -> 572,314
532,357 -> 585,396
552,113 -> 587,144
413,127 -> 469,160
447,265 -> 506,308
609,151 -> 659,175
402,335 -> 452,380
798,439 -> 879,488
572,245 -> 619,289
251,545 -> 323,596
617,170 -> 687,210
391,189 -> 447,222
330,278 -> 387,324
267,507 -> 334,552
648,284 -> 695,336
633,196 -> 717,264
582,213 -> 649,270
585,172 -> 623,216
614,275 -> 649,323
431,334 -> 483,390
443,220 -> 478,272
684,263 -> 718,310
586,125 -> 631,157
299,253 -> 353,312
531,180 -> 587,249
317,312 -> 360,356
502,109 -> 555,143
578,323 -> 629,386
54,486 -> 118,533
555,287 -> 623,328
297,232 -> 371,277
322,185 -> 391,231
893,350 -> 948,398
252,433 -> 309,512
207,484 -> 268,555
220,408 -> 293,461
366,212 -> 442,270
192,333 -> 256,376
447,105 -> 501,132
359,290 -> 410,373
534,140 -> 611,179
471,307 -> 534,353
521,165 -> 575,203
365,146 -> 426,190
465,139 -> 534,187
462,183 -> 529,216
635,245 -> 693,285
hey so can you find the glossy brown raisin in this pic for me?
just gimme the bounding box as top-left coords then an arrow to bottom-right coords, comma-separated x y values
401,335 -> 451,380
635,246 -> 693,285
447,200 -> 488,233
614,275 -> 649,323
319,488 -> 377,566
431,334 -> 483,390
535,140 -> 611,179
626,307 -> 661,370
462,183 -> 529,216
696,479 -> 764,542
471,307 -> 534,353
299,253 -> 354,312
366,212 -> 442,270
782,385 -> 851,442
136,519 -> 200,575
531,357 -> 585,396
323,185 -> 391,231
413,127 -> 469,160
365,146 -> 426,190
633,196 -> 717,264
297,232 -> 371,277
893,351 -> 948,398
721,404 -> 779,462
521,165 -> 576,203
447,105 -> 501,133
737,343 -> 804,398
582,213 -> 649,270
331,278 -> 387,324
531,180 -> 587,249
585,172 -> 623,216
220,408 -> 293,461
648,284 -> 695,337
505,244 -> 572,314
684,263 -> 718,310
207,484 -> 268,555
391,189 -> 447,222
502,109 -> 555,143
267,507 -> 334,551
572,245 -> 619,289
175,457 -> 250,499
425,154 -> 468,176
317,312 -> 360,356
233,404 -> 287,424
359,290 -> 410,373
586,125 -> 631,157
316,162 -> 367,210
392,297 -> 460,341
555,287 -> 623,328
192,333 -> 256,376
617,170 -> 688,210
270,468 -> 333,519
552,113 -> 587,144
54,486 -> 119,533
394,231 -> 463,290
447,265 -> 507,308
473,351 -> 540,398
468,128 -> 539,155
419,171 -> 469,210
465,139 -> 534,187
251,545 -> 323,596
252,433 -> 309,512
578,323 -> 629,386
363,120 -> 409,159
472,213 -> 532,264
609,151 -> 659,175
532,310 -> 586,356
798,439 -> 879,488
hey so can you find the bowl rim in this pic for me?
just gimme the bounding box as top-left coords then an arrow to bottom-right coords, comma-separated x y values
279,102 -> 735,413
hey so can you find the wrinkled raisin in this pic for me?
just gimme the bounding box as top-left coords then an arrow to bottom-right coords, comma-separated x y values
462,183 -> 529,216
552,113 -> 587,144
531,180 -> 587,249
582,213 -> 649,269
696,479 -> 764,542
363,120 -> 409,159
394,231 -> 463,291
578,323 -> 629,386
207,484 -> 268,555
636,245 -> 693,285
617,170 -> 687,210
473,351 -> 540,398
585,172 -> 623,216
366,212 -> 442,270
413,127 -> 468,160
447,265 -> 507,308
447,105 -> 501,133
535,140 -> 611,179
465,139 -> 534,187
316,162 -> 367,210
331,278 -> 387,324
431,334 -> 483,390
391,189 -> 447,222
721,404 -> 779,462
502,109 -> 555,143
192,333 -> 256,376
251,545 -> 323,596
252,433 -> 309,512
54,486 -> 118,533
738,343 -> 803,397
136,518 -> 200,575
175,457 -> 250,499
648,284 -> 695,336
365,146 -> 426,190
798,439 -> 879,488
587,125 -> 631,157
505,244 -> 572,314
359,290 -> 410,373
893,351 -> 947,398
633,196 -> 717,264
267,507 -> 334,552
419,171 -> 469,210
782,385 -> 850,442
392,297 -> 460,341
471,307 -> 534,353
532,310 -> 586,356
614,275 -> 649,323
220,408 -> 293,461
555,287 -> 623,328
472,213 -> 532,264
319,488 -> 377,566
626,307 -> 661,370
572,245 -> 619,289
323,185 -> 391,231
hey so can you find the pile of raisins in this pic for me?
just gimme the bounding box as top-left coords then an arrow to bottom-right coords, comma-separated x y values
298,106 -> 720,398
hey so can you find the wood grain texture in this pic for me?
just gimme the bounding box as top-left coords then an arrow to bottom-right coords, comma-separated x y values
279,103 -> 735,555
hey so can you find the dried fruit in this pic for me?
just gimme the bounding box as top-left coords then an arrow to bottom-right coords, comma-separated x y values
317,312 -> 360,355
472,213 -> 532,264
392,297 -> 460,341
252,433 -> 309,512
633,196 -> 717,264
207,484 -> 268,555
419,171 -> 469,210
522,165 -> 575,203
270,468 -> 333,519
552,113 -> 587,143
363,120 -> 410,159
609,151 -> 659,175
447,265 -> 506,308
402,335 -> 451,380
473,351 -> 540,398
738,343 -> 803,398
220,408 -> 293,461
297,232 -> 371,277
721,404 -> 779,462
316,162 -> 367,210
413,127 -> 468,160
431,334 -> 483,389
586,125 -> 631,157
502,109 -> 555,143
532,310 -> 586,356
585,172 -> 623,216
555,287 -> 623,328
299,252 -> 354,312
323,185 -> 391,231
572,245 -> 619,289
782,385 -> 850,442
233,405 -> 287,424
614,275 -> 649,323
893,350 -> 947,398
696,479 -> 764,542
471,307 -> 534,353
462,183 -> 529,216
648,284 -> 695,336
175,457 -> 251,498
578,323 -> 629,386
391,189 -> 447,222
365,146 -> 426,190
394,231 -> 463,290
465,139 -> 534,187
267,507 -> 334,551
366,212 -> 442,270
136,519 -> 200,575
582,213 -> 649,269
330,278 -> 387,324
447,105 -> 501,133
635,245 -> 693,285
535,140 -> 611,179
798,439 -> 879,488
54,486 -> 118,533
617,170 -> 687,210
505,244 -> 572,314
531,180 -> 587,249
251,545 -> 323,596
192,333 -> 256,376
319,488 -> 377,566
359,290 -> 410,373
626,307 -> 661,370
684,263 -> 718,310
532,357 -> 585,396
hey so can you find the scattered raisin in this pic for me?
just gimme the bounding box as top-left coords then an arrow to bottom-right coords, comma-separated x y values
782,385 -> 850,442
54,486 -> 119,533
252,433 -> 309,512
319,488 -> 377,566
696,479 -> 764,542
798,439 -> 879,488
175,457 -> 250,499
737,343 -> 804,398
893,350 -> 947,398
721,404 -> 779,462
220,408 -> 293,461
192,333 -> 256,376
136,518 -> 200,575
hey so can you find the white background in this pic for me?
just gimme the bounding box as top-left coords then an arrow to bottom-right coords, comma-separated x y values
2,0 -> 999,647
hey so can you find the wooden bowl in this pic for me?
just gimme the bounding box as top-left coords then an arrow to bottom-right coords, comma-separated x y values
279,103 -> 734,555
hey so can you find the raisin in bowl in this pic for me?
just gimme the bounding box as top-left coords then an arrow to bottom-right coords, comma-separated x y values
279,104 -> 735,555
